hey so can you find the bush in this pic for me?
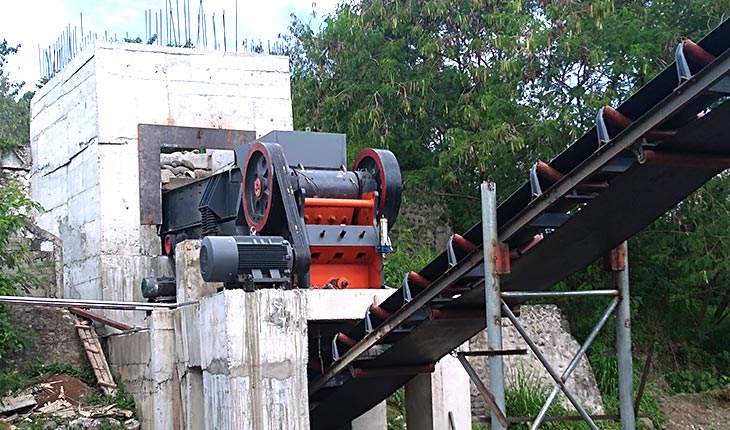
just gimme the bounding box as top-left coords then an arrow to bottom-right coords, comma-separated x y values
665,369 -> 730,394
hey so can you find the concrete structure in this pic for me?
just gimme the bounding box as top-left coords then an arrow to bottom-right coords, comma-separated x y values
32,43 -> 474,429
29,42 -> 293,325
107,241 -> 402,429
405,344 -> 472,430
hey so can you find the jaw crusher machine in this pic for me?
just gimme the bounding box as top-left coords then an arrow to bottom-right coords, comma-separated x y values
145,131 -> 402,297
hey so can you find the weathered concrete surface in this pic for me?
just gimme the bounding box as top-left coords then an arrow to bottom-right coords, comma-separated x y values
29,42 -> 293,326
199,289 -> 308,429
405,343 -> 471,430
350,401 -> 387,430
107,310 -> 178,430
304,289 -> 396,321
174,240 -> 219,302
469,305 -> 605,416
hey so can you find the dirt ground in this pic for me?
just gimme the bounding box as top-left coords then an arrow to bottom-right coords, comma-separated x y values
661,389 -> 730,429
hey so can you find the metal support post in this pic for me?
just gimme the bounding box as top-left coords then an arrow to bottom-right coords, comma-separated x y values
481,181 -> 506,430
614,241 -> 636,430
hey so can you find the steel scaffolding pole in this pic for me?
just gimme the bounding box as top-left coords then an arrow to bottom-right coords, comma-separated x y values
481,181 -> 506,430
614,241 -> 637,429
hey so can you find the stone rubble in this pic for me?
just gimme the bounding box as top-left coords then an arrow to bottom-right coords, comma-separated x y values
469,305 -> 605,416
160,150 -> 213,184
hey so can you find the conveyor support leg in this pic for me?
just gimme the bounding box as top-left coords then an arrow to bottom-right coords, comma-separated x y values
614,241 -> 637,430
481,181 -> 507,430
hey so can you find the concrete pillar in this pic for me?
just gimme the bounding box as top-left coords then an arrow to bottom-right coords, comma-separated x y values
405,350 -> 472,430
147,309 -> 178,430
107,309 -> 178,430
350,401 -> 387,430
175,240 -> 219,302
199,289 -> 308,429
174,303 -> 204,430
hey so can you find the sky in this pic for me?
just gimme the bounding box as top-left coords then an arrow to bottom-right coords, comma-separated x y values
0,0 -> 340,89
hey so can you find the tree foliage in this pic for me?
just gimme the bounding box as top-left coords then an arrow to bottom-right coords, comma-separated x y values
289,0 -> 728,226
288,0 -> 730,376
0,40 -> 36,360
0,40 -> 31,156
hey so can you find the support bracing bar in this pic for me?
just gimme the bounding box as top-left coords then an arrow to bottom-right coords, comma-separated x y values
530,297 -> 620,429
501,290 -> 619,299
501,302 -> 599,430
456,353 -> 509,428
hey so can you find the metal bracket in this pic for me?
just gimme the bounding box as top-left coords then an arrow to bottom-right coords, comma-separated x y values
494,243 -> 511,275
138,124 -> 255,225
605,245 -> 626,271
401,272 -> 413,303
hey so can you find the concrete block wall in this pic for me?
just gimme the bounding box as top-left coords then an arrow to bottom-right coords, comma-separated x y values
29,42 -> 293,324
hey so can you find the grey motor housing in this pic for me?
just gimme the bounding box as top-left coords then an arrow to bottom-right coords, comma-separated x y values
200,235 -> 294,290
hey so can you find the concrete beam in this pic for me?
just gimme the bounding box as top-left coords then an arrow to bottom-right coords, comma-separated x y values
304,289 -> 396,321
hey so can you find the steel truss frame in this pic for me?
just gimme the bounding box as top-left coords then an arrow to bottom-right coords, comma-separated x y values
465,182 -> 637,429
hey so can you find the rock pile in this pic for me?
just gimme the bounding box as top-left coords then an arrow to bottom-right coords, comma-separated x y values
160,150 -> 213,185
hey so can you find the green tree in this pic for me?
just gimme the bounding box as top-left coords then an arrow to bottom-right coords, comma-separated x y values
288,0 -> 730,396
289,0 -> 727,228
0,40 -> 31,155
0,39 -> 36,361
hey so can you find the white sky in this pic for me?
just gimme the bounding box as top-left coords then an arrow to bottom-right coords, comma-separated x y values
0,0 -> 340,89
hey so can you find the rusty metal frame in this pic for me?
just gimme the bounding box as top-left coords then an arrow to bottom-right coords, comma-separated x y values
137,124 -> 256,225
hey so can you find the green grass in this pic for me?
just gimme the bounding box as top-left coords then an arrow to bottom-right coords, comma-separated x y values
664,369 -> 730,394
503,373 -> 584,430
87,381 -> 136,413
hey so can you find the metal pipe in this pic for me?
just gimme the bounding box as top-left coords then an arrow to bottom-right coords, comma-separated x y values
634,343 -> 655,416
615,242 -> 636,430
456,353 -> 509,428
304,197 -> 374,208
481,181 -> 507,430
640,149 -> 730,170
0,295 -> 175,311
530,297 -> 619,429
501,289 -> 619,299
501,302 -> 599,429
498,48 -> 730,242
683,40 -> 716,66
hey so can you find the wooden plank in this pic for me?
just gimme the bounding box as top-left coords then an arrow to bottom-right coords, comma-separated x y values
69,307 -> 134,331
0,394 -> 36,414
74,317 -> 118,396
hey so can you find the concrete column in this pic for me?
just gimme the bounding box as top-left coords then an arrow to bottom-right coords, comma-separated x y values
347,401 -> 387,430
199,289 -> 308,429
405,349 -> 472,430
175,240 -> 219,302
174,303 -> 204,430
148,309 -> 178,430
